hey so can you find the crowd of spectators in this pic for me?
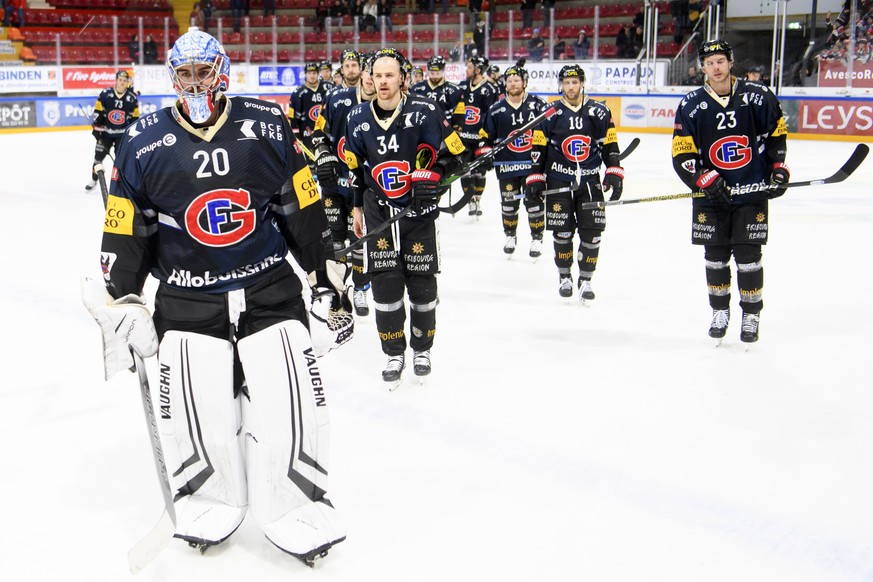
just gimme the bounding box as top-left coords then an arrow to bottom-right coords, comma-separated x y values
816,0 -> 873,64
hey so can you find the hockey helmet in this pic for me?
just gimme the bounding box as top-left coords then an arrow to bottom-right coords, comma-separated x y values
698,39 -> 733,65
319,59 -> 333,71
503,58 -> 528,84
558,64 -> 585,84
467,55 -> 489,75
304,61 -> 319,73
427,55 -> 446,71
488,64 -> 500,76
340,49 -> 361,64
116,70 -> 130,81
369,47 -> 409,77
167,30 -> 230,124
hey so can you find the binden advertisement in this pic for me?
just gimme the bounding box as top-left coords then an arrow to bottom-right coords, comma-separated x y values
0,67 -> 58,94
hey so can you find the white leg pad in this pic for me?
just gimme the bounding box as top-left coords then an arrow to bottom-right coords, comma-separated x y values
157,331 -> 248,545
238,320 -> 346,556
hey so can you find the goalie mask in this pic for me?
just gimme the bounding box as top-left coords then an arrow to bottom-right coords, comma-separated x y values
167,30 -> 230,124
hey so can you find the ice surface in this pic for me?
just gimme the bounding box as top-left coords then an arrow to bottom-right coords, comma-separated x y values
1,129 -> 871,582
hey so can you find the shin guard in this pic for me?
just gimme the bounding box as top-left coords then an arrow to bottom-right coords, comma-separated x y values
157,331 -> 248,546
237,320 -> 345,558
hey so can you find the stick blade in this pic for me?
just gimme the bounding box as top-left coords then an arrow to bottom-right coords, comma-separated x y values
128,511 -> 175,574
838,143 -> 869,180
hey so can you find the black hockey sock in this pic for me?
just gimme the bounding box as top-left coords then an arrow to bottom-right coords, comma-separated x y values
734,244 -> 763,314
372,272 -> 407,356
407,275 -> 437,352
576,234 -> 601,279
553,232 -> 573,272
704,245 -> 732,310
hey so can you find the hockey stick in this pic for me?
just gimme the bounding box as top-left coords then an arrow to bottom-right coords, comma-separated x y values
619,137 -> 640,161
94,163 -> 110,207
334,105 -> 559,259
545,144 -> 869,209
127,352 -> 177,574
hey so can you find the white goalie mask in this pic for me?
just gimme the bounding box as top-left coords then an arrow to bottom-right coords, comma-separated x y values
167,30 -> 230,124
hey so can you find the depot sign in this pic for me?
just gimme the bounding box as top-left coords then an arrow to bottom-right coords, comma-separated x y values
796,99 -> 873,135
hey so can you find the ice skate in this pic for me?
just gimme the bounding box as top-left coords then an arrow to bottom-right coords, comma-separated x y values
558,276 -> 573,299
708,308 -> 730,346
503,235 -> 517,257
353,286 -> 370,317
529,237 -> 543,260
84,179 -> 98,191
577,278 -> 595,306
412,350 -> 431,384
740,312 -> 760,347
382,354 -> 405,390
467,196 -> 481,219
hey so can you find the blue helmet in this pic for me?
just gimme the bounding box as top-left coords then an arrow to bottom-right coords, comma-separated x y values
167,30 -> 230,124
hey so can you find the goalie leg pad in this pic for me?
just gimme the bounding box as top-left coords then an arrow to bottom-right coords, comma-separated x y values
157,331 -> 248,545
238,320 -> 346,556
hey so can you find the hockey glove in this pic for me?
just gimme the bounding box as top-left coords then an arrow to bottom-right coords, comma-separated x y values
696,169 -> 732,205
410,168 -> 442,215
80,276 -> 158,381
474,143 -> 494,174
602,166 -> 624,201
524,173 -> 546,202
767,162 -> 790,199
308,287 -> 354,357
308,260 -> 353,312
314,144 -> 340,197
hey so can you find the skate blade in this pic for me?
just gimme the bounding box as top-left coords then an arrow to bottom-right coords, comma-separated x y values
385,377 -> 403,391
580,299 -> 593,308
713,337 -> 723,347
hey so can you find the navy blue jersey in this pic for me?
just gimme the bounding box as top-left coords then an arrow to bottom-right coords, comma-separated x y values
312,85 -> 371,193
101,96 -> 329,297
672,78 -> 787,205
482,92 -> 548,179
453,78 -> 499,144
409,79 -> 462,121
93,87 -> 139,136
288,80 -> 331,144
536,97 -> 621,185
344,95 -> 467,209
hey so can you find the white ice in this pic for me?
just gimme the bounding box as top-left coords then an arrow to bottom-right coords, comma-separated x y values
1,129 -> 872,582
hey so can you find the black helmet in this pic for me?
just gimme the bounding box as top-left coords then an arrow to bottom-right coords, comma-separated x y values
116,70 -> 130,80
487,64 -> 500,75
427,55 -> 446,71
503,58 -> 528,84
369,47 -> 409,76
748,64 -> 765,75
558,64 -> 585,84
319,59 -> 332,71
698,39 -> 733,65
468,55 -> 488,74
304,62 -> 319,73
340,49 -> 360,64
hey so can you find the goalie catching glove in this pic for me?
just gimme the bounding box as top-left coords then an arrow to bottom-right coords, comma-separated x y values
307,260 -> 354,357
81,276 -> 158,381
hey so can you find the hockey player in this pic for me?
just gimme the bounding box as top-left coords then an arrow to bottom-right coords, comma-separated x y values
83,30 -> 351,562
672,40 -> 789,344
527,64 -> 624,301
481,59 -> 547,258
85,70 -> 139,191
312,50 -> 377,316
319,59 -> 335,86
453,55 -> 499,217
338,49 -> 362,89
344,48 -> 468,386
410,54 -> 462,122
488,64 -> 506,98
288,62 -> 331,154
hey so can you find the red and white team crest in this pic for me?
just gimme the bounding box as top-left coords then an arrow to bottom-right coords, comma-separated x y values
708,135 -> 752,170
561,135 -> 591,162
507,130 -> 533,153
308,105 -> 322,122
464,106 -> 481,125
337,136 -> 347,161
372,160 -> 412,199
107,110 -> 126,125
185,188 -> 257,247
